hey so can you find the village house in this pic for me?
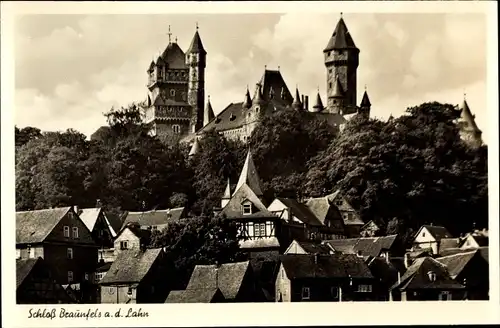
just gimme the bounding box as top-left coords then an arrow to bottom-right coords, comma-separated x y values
324,235 -> 400,259
268,197 -> 346,241
16,207 -> 98,288
275,253 -> 376,302
284,240 -> 334,255
99,248 -> 168,303
325,191 -> 365,237
461,230 -> 488,249
411,225 -> 453,255
121,207 -> 187,231
366,256 -> 405,301
78,206 -> 117,249
436,248 -> 489,300
166,261 -> 264,303
16,257 -> 74,304
360,220 -> 380,237
389,257 -> 465,301
113,222 -> 152,256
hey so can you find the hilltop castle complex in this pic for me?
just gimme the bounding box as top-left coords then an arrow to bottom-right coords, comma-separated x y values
92,15 -> 483,148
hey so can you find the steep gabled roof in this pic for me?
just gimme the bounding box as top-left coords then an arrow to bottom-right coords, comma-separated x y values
121,207 -> 186,229
99,248 -> 163,285
16,207 -> 71,244
160,42 -> 187,69
274,198 -> 323,227
324,235 -> 398,257
360,90 -> 371,107
234,150 -> 263,197
79,208 -> 117,237
436,250 -> 479,279
324,17 -> 358,51
281,254 -> 373,279
186,30 -> 206,55
417,225 -> 453,241
257,69 -> 293,105
221,184 -> 273,219
285,240 -> 334,255
459,99 -> 481,133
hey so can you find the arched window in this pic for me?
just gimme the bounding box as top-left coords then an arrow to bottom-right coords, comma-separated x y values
170,89 -> 176,97
172,125 -> 181,134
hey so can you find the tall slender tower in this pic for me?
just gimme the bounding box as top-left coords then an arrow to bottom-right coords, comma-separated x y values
324,14 -> 359,114
186,24 -> 207,132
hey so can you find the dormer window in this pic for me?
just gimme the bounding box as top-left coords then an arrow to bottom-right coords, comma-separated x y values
255,106 -> 260,113
170,89 -> 175,97
428,271 -> 437,282
173,125 -> 181,134
230,113 -> 236,121
242,204 -> 252,215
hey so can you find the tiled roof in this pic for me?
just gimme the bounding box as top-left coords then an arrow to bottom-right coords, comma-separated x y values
16,207 -> 71,244
160,42 -> 187,69
305,197 -> 331,225
294,240 -> 334,255
326,191 -> 364,225
257,69 -> 293,104
183,261 -> 250,300
324,17 -> 358,51
121,207 -> 185,230
324,235 -> 398,257
165,288 -> 223,303
235,150 -> 264,197
459,99 -> 481,133
436,250 -> 478,279
79,208 -> 117,237
391,257 -> 464,291
186,31 -> 206,55
221,184 -> 273,219
439,238 -> 462,251
99,248 -> 163,285
420,225 -> 453,241
16,258 -> 40,289
360,91 -> 371,107
274,198 -> 323,227
281,254 -> 373,279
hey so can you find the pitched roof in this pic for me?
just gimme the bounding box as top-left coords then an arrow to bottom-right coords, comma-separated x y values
292,87 -> 303,111
274,198 -> 323,226
281,254 -> 373,279
203,98 -> 215,126
165,288 -> 223,303
257,69 -> 293,104
115,224 -> 152,243
324,17 -> 358,51
16,207 -> 71,244
189,138 -> 200,156
184,261 -> 250,300
243,87 -> 252,109
291,240 -> 334,255
459,99 -> 481,133
305,197 -> 331,225
99,248 -> 163,285
234,150 -> 264,197
186,30 -> 206,55
468,234 -> 489,247
419,225 -> 453,241
221,183 -> 272,219
391,257 -> 464,291
16,258 -> 40,289
160,42 -> 187,69
312,92 -> 324,112
436,250 -> 478,279
121,207 -> 185,229
324,235 -> 398,257
360,90 -> 371,107
439,238 -> 462,251
79,208 -> 117,237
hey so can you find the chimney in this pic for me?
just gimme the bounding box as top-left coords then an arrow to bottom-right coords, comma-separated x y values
305,96 -> 309,111
74,205 -> 79,214
96,199 -> 102,208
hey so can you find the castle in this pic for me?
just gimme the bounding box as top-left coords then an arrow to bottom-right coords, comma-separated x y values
136,14 -> 482,148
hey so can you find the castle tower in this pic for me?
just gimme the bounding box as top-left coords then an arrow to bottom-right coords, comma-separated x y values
324,14 -> 359,114
292,87 -> 303,111
242,86 -> 252,109
358,88 -> 371,118
204,95 -> 215,126
457,97 -> 482,148
311,90 -> 324,112
186,25 -> 207,132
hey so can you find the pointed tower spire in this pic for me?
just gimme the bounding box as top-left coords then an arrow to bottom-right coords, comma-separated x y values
312,91 -> 324,112
360,90 -> 371,107
167,25 -> 172,44
292,86 -> 302,111
189,138 -> 200,157
187,24 -> 206,55
221,177 -> 232,208
324,15 -> 357,51
204,95 -> 215,126
234,149 -> 263,197
253,83 -> 265,106
243,86 -> 252,109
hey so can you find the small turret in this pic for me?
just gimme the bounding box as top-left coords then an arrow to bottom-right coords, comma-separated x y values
358,88 -> 371,118
292,87 -> 303,111
221,178 -> 231,208
253,83 -> 265,106
243,86 -> 252,109
188,138 -> 200,157
204,95 -> 215,126
458,97 -> 482,148
312,91 -> 324,112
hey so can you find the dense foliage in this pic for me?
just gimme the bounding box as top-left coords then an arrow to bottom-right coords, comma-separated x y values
149,215 -> 245,288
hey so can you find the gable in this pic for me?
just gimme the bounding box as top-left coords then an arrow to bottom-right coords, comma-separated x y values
45,209 -> 95,245
114,227 -> 141,243
16,207 -> 71,244
221,184 -> 273,219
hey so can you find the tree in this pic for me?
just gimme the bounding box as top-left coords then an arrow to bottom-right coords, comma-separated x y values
248,110 -> 336,200
305,102 -> 488,239
149,215 -> 245,288
15,126 -> 42,150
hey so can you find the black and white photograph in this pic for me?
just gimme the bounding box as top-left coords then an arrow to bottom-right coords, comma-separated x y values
1,0 -> 499,326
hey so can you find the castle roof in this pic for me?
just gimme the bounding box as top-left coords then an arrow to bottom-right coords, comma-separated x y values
243,87 -> 252,109
187,30 -> 207,55
332,76 -> 345,97
459,99 -> 481,133
204,97 -> 215,126
257,69 -> 293,104
160,42 -> 187,69
152,94 -> 189,107
222,178 -> 232,200
312,92 -> 324,112
292,87 -> 303,111
324,17 -> 358,52
360,90 -> 371,107
148,60 -> 155,72
189,138 -> 200,156
253,83 -> 266,106
234,149 -> 264,197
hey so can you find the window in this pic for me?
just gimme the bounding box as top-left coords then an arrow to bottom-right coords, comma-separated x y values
72,227 -> 79,238
28,247 -> 35,259
357,284 -> 372,292
254,223 -> 266,237
255,106 -> 260,113
428,271 -> 437,282
68,271 -> 74,283
328,51 -> 331,56
347,213 -> 353,220
120,241 -> 129,250
242,204 -> 252,215
182,92 -> 187,101
170,89 -> 175,97
96,272 -> 106,281
336,200 -> 342,206
84,273 -> 89,281
301,287 -> 310,300
422,232 -> 426,237
67,248 -> 73,259
329,82 -> 332,88
438,291 -> 451,301
331,287 -> 339,298
63,226 -> 70,237
172,125 -> 181,134
16,249 -> 21,259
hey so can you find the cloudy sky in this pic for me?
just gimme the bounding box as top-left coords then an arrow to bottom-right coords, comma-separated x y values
14,11 -> 489,140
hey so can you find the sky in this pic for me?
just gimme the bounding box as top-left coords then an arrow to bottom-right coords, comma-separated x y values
14,12 -> 489,141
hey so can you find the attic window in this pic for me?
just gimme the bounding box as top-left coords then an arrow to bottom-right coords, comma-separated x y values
336,200 -> 342,206
72,227 -> 79,238
170,90 -> 175,97
63,226 -> 70,238
230,113 -> 236,121
242,204 -> 252,215
301,287 -> 310,300
329,82 -> 332,88
428,271 -> 437,282
357,284 -> 372,292
255,106 -> 260,113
